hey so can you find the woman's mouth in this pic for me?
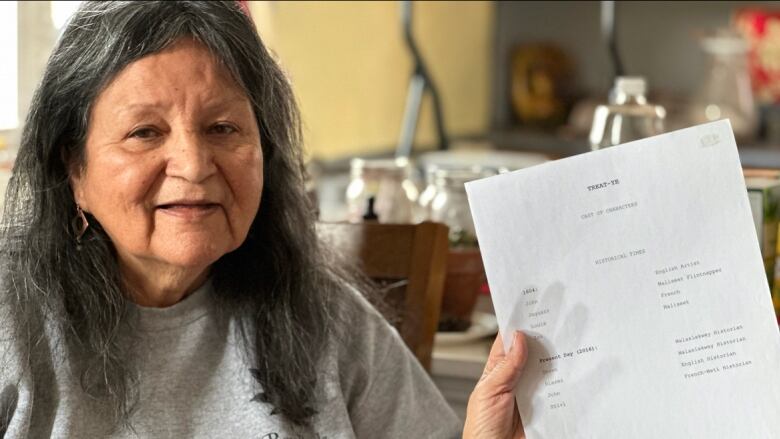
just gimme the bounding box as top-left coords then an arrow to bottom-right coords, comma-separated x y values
156,203 -> 220,219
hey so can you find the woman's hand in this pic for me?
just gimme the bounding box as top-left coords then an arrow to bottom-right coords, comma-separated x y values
463,330 -> 528,439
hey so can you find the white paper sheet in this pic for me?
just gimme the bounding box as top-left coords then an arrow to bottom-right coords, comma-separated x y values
465,120 -> 780,438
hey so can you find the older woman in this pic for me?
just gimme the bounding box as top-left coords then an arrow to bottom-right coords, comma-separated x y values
0,1 -> 525,438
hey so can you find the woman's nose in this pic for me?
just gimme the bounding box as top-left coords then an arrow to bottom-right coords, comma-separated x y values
165,131 -> 217,183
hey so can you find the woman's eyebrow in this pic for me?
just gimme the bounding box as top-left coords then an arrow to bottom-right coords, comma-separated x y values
111,96 -> 250,118
201,95 -> 252,112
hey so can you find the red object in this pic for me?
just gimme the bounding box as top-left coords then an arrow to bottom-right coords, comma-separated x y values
735,8 -> 780,103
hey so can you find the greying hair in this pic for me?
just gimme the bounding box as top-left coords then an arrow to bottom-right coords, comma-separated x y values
1,0 -> 351,429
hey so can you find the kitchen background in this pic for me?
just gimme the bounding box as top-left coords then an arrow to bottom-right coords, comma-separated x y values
2,0 -> 780,418
4,0 -> 780,280
3,0 -> 780,270
2,2 -> 778,160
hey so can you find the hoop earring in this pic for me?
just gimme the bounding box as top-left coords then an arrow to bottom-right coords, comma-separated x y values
73,204 -> 89,246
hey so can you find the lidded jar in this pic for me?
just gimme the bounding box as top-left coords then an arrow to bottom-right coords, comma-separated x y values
427,167 -> 495,247
345,157 -> 418,223
425,166 -> 495,331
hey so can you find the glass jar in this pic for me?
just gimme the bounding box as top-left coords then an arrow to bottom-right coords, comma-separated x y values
426,167 -> 494,331
345,157 -> 418,223
428,167 -> 495,247
417,164 -> 441,222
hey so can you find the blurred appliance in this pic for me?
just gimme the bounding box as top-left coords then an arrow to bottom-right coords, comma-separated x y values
589,77 -> 666,150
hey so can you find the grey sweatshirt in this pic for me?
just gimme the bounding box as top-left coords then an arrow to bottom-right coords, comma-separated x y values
0,282 -> 462,438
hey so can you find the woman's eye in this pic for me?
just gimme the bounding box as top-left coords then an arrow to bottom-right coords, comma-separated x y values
129,127 -> 159,139
209,123 -> 238,135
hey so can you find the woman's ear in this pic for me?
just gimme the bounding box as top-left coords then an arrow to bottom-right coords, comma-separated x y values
68,162 -> 89,212
70,177 -> 86,211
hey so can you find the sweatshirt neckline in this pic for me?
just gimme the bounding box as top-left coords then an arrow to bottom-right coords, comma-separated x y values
131,280 -> 213,332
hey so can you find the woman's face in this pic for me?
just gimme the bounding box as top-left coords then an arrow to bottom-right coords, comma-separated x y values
71,38 -> 263,283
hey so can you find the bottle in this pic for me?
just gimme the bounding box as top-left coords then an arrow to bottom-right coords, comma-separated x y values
589,76 -> 666,150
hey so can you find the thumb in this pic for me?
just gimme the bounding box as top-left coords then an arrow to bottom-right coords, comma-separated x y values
483,331 -> 528,393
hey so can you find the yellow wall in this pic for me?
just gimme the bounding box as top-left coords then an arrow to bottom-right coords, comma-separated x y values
249,1 -> 494,161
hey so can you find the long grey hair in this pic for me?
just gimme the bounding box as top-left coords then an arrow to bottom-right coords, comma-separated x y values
1,0 -> 353,429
